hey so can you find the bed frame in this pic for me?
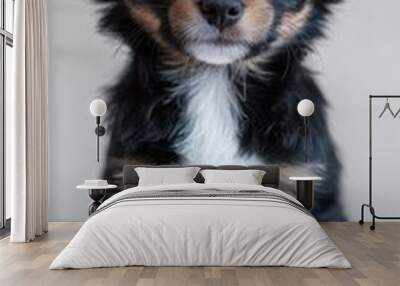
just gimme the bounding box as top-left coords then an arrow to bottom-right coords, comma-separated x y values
122,165 -> 280,189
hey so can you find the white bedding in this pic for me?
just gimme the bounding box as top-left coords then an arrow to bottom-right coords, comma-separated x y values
50,183 -> 350,269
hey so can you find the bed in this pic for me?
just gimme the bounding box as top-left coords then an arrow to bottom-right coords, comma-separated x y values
50,165 -> 350,269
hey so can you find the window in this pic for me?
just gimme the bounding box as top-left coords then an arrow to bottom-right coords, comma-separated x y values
0,0 -> 14,232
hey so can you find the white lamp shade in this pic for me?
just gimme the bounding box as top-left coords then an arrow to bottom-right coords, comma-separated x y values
297,99 -> 315,117
90,99 -> 107,117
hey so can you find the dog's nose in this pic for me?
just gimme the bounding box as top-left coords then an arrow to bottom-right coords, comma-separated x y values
199,0 -> 244,29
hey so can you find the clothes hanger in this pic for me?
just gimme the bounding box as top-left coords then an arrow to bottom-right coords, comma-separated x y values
378,97 -> 395,118
394,106 -> 400,118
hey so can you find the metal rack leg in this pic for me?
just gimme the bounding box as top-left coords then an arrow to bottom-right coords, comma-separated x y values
359,204 -> 376,230
359,204 -> 368,225
359,203 -> 400,231
370,206 -> 376,231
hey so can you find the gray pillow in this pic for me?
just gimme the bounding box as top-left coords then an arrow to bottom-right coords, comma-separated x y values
200,169 -> 266,185
135,167 -> 201,186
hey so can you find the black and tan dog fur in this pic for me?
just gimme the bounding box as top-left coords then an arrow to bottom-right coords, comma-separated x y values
94,0 -> 344,220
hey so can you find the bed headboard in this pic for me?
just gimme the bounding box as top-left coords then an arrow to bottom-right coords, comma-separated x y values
122,165 -> 280,189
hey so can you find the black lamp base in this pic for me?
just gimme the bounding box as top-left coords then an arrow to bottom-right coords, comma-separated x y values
95,125 -> 106,136
94,116 -> 106,162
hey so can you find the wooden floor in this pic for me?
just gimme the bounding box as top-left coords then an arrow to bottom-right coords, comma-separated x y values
0,222 -> 399,286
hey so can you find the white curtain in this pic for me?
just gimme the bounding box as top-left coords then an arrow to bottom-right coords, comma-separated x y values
8,0 -> 49,242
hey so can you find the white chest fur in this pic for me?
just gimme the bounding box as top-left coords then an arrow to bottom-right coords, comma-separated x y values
171,67 -> 263,165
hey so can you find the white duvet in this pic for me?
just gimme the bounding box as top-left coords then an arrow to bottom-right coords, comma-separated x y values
50,183 -> 350,269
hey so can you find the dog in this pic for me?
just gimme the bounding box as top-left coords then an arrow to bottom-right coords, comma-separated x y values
94,0 -> 344,221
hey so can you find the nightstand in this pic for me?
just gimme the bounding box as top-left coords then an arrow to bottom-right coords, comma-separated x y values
289,176 -> 322,210
77,184 -> 117,215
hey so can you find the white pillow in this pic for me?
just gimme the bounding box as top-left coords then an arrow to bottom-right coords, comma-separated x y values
135,167 -> 200,186
200,169 -> 266,185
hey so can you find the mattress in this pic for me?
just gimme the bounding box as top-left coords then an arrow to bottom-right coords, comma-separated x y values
50,183 -> 350,269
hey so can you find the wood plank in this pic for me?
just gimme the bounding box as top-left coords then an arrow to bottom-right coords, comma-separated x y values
0,222 -> 399,286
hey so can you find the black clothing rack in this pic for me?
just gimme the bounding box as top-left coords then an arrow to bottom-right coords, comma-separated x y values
359,95 -> 400,230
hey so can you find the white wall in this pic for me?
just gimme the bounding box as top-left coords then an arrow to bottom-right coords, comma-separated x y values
48,0 -> 400,221
309,0 -> 400,221
48,0 -> 126,221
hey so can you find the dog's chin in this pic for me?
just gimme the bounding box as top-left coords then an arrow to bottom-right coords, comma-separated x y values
186,43 -> 249,65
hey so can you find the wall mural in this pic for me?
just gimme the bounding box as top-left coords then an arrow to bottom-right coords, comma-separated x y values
95,0 -> 343,221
